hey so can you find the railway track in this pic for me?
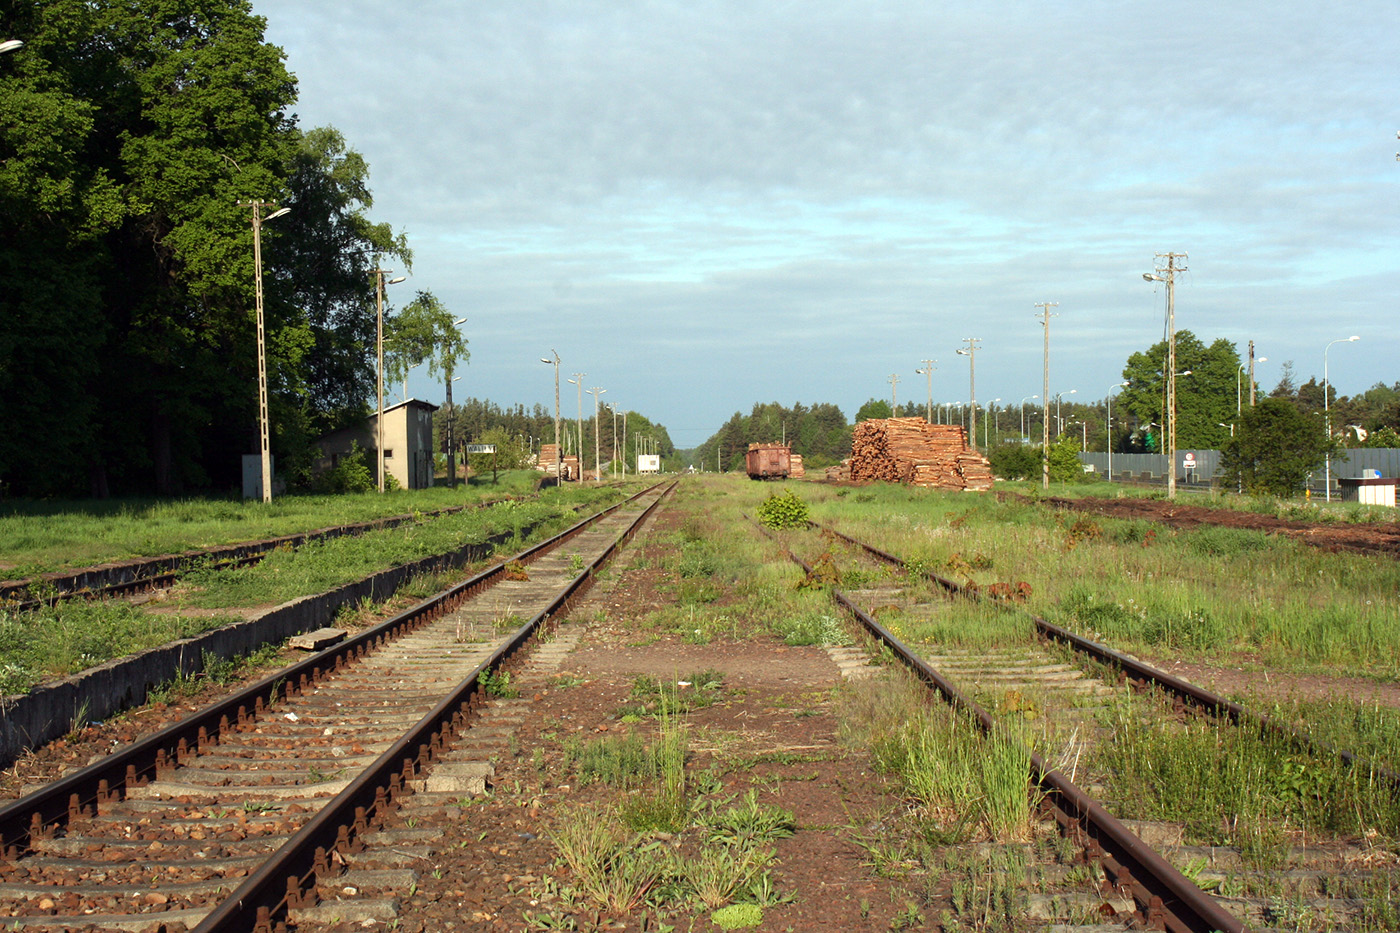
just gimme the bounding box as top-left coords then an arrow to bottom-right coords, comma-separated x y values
0,482 -> 672,932
0,493 -> 550,613
787,519 -> 1397,932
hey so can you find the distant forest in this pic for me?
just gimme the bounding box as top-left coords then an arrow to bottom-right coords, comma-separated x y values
434,399 -> 675,473
686,402 -> 854,472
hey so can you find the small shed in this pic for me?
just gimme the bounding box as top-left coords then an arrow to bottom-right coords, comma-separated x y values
313,399 -> 439,489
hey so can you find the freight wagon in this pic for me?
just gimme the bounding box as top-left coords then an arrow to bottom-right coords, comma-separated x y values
745,443 -> 791,480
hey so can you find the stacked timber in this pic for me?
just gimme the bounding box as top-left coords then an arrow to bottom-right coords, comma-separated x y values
790,454 -> 805,478
825,460 -> 852,482
537,444 -> 563,474
848,418 -> 993,491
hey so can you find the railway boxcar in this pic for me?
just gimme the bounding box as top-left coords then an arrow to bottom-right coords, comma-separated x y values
745,443 -> 791,480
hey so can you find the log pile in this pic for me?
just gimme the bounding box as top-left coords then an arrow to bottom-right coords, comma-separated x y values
789,454 -> 805,478
848,418 -> 994,491
537,444 -> 563,474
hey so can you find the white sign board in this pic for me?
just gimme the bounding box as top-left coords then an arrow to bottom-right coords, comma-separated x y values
637,454 -> 660,474
1182,452 -> 1197,469
463,444 -> 497,454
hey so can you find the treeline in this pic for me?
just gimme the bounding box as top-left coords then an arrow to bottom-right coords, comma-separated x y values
434,399 -> 675,473
687,402 -> 852,471
1,2 -> 407,497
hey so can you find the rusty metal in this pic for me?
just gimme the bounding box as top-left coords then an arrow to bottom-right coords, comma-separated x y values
813,518 -> 1400,793
0,484 -> 668,860
780,542 -> 1244,933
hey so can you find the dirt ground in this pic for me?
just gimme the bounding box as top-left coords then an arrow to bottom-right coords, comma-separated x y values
1031,493 -> 1400,559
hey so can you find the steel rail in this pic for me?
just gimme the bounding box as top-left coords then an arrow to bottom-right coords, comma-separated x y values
777,541 -> 1243,933
193,481 -> 674,933
0,494 -> 541,612
0,483 -> 664,862
813,519 -> 1400,793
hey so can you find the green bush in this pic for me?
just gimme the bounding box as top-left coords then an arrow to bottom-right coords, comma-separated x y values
310,441 -> 375,494
755,490 -> 809,529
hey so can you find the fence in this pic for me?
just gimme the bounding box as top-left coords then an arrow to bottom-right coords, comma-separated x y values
1078,448 -> 1400,491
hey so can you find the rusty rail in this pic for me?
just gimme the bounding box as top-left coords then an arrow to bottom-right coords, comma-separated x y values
776,538 -> 1244,933
813,519 -> 1400,793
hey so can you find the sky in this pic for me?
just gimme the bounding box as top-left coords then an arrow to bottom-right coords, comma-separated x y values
259,1 -> 1400,449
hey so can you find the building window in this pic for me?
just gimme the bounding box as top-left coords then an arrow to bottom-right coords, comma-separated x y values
385,449 -> 394,459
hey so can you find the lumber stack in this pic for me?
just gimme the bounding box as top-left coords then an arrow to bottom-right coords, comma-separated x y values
537,444 -> 563,474
848,418 -> 993,491
789,453 -> 805,478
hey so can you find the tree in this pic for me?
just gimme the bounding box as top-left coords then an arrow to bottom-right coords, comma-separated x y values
855,398 -> 892,423
0,3 -> 408,496
1046,434 -> 1087,483
987,443 -> 1040,480
1118,331 -> 1240,451
1219,398 -> 1330,497
385,290 -> 466,400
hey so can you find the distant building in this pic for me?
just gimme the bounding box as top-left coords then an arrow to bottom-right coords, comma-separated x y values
313,399 -> 439,489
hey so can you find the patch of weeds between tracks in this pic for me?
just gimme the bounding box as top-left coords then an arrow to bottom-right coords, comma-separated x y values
1098,691 -> 1400,866
616,670 -> 724,720
537,712 -> 797,930
479,668 -> 520,698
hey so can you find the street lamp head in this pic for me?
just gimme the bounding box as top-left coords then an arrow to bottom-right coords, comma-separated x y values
1256,357 -> 1268,364
1347,335 -> 1359,342
1178,370 -> 1192,376
387,276 -> 406,285
453,317 -> 468,326
0,40 -> 23,54
1143,273 -> 1163,282
540,358 -> 553,364
265,207 -> 290,221
956,349 -> 969,356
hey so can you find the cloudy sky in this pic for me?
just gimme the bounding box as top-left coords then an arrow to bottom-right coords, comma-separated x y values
260,1 -> 1400,448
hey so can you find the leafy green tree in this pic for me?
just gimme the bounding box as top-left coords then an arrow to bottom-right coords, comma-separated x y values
1118,331 -> 1241,452
987,443 -> 1040,480
1046,434 -> 1087,483
855,398 -> 893,422
385,290 -> 466,400
1361,426 -> 1400,449
0,2 -> 408,496
1219,398 -> 1330,497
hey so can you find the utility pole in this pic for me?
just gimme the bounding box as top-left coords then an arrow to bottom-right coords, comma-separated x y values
888,374 -> 900,413
957,337 -> 982,449
1144,253 -> 1187,499
1035,303 -> 1057,490
239,200 -> 289,503
917,360 -> 936,424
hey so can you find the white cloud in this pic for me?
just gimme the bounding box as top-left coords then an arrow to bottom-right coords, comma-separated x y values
262,0 -> 1400,443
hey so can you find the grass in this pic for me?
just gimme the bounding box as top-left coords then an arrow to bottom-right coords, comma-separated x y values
0,487 -> 625,696
800,479 -> 1400,680
841,673 -> 1033,844
1098,691 -> 1400,866
0,470 -> 556,578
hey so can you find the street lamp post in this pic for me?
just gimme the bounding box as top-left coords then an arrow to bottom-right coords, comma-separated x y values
983,399 -> 1001,448
589,387 -> 606,484
1323,336 -> 1360,502
1106,382 -> 1128,482
1054,389 -> 1077,435
1236,357 -> 1267,417
371,267 -> 407,492
957,338 -> 982,447
916,360 -> 936,424
1019,395 -> 1038,443
540,352 -> 561,481
568,373 -> 586,484
444,317 -> 467,488
240,201 -> 289,503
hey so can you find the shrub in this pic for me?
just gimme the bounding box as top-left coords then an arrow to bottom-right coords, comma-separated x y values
755,490 -> 809,529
